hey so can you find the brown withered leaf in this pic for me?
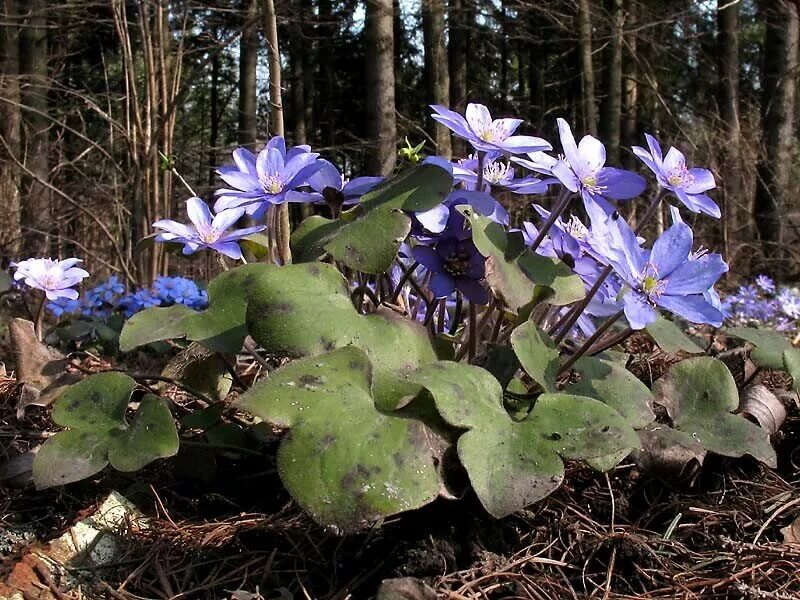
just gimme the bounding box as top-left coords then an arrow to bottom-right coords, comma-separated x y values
10,318 -> 82,418
739,384 -> 787,434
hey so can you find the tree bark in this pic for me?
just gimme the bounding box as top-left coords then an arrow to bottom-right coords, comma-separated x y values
620,0 -> 638,169
19,0 -> 51,256
238,0 -> 259,149
423,0 -> 451,157
600,0 -> 623,164
577,0 -> 597,135
448,0 -> 467,157
717,0 -> 743,254
365,0 -> 396,176
288,0 -> 306,145
755,0 -> 798,274
208,29 -> 220,188
0,0 -> 21,259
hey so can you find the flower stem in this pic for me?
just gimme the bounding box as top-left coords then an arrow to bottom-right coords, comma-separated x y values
528,187 -> 573,253
551,190 -> 668,345
475,152 -> 486,192
389,260 -> 419,303
34,293 -> 46,341
558,310 -> 623,374
468,302 -> 478,361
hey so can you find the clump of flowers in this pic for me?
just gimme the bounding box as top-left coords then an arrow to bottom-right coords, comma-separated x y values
722,275 -> 800,333
47,275 -> 207,320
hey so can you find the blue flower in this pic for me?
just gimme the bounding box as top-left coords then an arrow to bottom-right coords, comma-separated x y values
632,134 -> 719,218
550,118 -> 646,213
154,197 -> 265,261
453,155 -> 549,195
214,137 -> 323,217
430,103 -> 552,156
755,274 -> 776,294
306,159 -> 384,206
411,237 -> 488,304
601,208 -> 727,329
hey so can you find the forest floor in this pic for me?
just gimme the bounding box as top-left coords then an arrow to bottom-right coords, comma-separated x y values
1,340 -> 800,600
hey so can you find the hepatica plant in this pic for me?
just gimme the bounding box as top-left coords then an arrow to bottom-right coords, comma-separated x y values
27,102 -> 789,533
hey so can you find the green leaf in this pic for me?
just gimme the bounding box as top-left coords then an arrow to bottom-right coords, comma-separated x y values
566,356 -> 655,471
783,348 -> 800,392
727,327 -> 793,370
646,316 -> 704,354
357,163 -> 453,213
33,373 -> 179,488
325,209 -> 411,274
161,343 -> 233,402
459,207 -> 583,311
120,264 -> 271,353
245,262 -> 437,406
567,357 -> 655,429
237,347 -> 441,532
654,357 -> 776,467
510,320 -> 560,393
239,232 -> 271,259
409,362 -> 638,518
291,215 -> 345,263
517,252 -> 585,306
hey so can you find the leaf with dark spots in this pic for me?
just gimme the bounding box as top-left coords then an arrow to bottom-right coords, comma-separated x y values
408,361 -> 638,517
654,357 -> 776,467
325,209 -> 411,274
33,372 -> 178,488
237,347 -> 441,533
246,262 -> 437,409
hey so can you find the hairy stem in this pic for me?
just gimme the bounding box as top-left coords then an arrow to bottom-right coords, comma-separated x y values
528,188 -> 573,253
559,309 -> 624,374
34,293 -> 46,341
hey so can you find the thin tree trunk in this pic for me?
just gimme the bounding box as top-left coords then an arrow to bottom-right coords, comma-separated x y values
0,0 -> 21,259
621,0 -> 638,169
448,0 -> 467,157
365,0 -> 396,176
423,0 -> 451,157
755,0 -> 798,275
600,0 -> 623,164
238,0 -> 258,150
528,8 -> 547,130
577,0 -> 597,135
717,0 -> 743,257
19,0 -> 51,256
318,0 -> 336,149
289,0 -> 306,145
208,33 -> 220,189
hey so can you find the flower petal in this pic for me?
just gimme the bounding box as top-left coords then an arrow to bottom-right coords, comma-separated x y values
599,167 -> 647,200
623,293 -> 658,330
663,254 -> 728,295
650,221 -> 693,278
465,103 -> 492,135
656,293 -> 723,327
186,197 -> 213,230
412,245 -> 444,271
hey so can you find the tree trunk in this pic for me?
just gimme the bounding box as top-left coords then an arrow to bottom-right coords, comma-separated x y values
318,0 -> 336,149
0,0 -> 21,259
717,0 -> 743,256
448,0 -> 467,157
620,0 -> 638,169
238,0 -> 258,149
755,0 -> 798,274
289,0 -> 306,145
600,0 -> 623,164
577,0 -> 597,135
365,0 -> 396,176
423,0 -> 451,157
19,0 -> 50,256
528,8 -> 547,130
208,31 -> 220,189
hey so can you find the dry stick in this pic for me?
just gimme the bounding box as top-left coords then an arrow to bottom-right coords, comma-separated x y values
559,310 -> 624,374
552,190 -> 667,345
262,0 -> 290,265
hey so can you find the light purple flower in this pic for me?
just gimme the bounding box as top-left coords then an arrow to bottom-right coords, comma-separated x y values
453,155 -> 549,195
11,257 -> 90,300
601,208 -> 727,329
153,197 -> 265,261
632,134 -> 719,218
307,159 -> 384,206
550,118 -> 646,213
755,274 -> 776,294
214,137 -> 323,218
430,103 -> 552,156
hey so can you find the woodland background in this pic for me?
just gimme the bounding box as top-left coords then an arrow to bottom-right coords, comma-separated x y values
0,0 -> 798,284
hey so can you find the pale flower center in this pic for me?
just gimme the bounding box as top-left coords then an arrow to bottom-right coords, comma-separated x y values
640,264 -> 666,298
581,172 -> 605,193
40,272 -> 59,289
483,161 -> 513,184
260,173 -> 284,195
667,163 -> 694,188
477,122 -> 511,143
197,227 -> 222,244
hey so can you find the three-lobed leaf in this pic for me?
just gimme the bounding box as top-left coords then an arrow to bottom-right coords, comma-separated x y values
727,327 -> 792,370
237,347 -> 441,532
510,320 -> 560,393
119,264 -> 271,353
654,357 -> 776,467
409,362 -> 638,518
33,373 -> 179,488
